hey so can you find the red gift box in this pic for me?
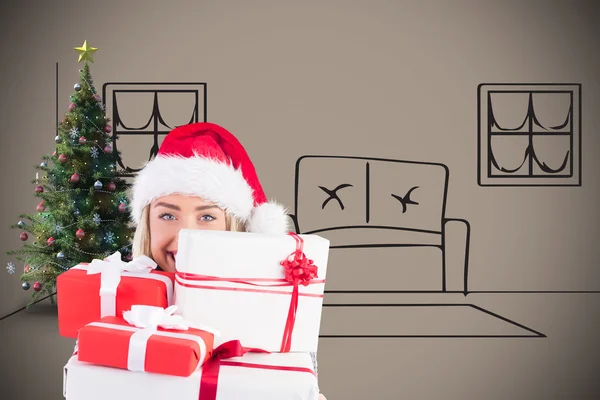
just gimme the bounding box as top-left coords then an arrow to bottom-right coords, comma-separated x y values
57,253 -> 174,339
77,313 -> 215,377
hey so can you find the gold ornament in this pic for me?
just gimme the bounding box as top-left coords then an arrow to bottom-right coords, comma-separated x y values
74,40 -> 98,63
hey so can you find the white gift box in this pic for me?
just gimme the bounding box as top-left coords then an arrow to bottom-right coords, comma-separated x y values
63,352 -> 320,400
174,230 -> 330,353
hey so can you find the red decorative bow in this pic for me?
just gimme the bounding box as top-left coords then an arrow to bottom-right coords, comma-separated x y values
281,235 -> 318,286
279,232 -> 319,352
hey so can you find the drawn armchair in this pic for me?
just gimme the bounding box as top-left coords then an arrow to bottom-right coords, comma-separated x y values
288,156 -> 471,293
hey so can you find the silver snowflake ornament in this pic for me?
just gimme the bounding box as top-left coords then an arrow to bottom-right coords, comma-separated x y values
70,127 -> 80,139
104,232 -> 115,244
55,225 -> 62,234
6,262 -> 15,274
91,147 -> 99,159
93,213 -> 101,224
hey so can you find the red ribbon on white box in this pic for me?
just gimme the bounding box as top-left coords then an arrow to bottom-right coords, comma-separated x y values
197,340 -> 317,400
72,251 -> 173,317
176,233 -> 325,353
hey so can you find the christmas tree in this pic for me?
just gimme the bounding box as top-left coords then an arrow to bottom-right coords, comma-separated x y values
6,41 -> 135,303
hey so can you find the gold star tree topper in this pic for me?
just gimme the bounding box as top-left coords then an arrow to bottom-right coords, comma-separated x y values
74,40 -> 98,63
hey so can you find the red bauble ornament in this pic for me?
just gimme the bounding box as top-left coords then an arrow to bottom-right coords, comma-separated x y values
78,136 -> 87,145
58,154 -> 68,163
69,103 -> 76,111
47,237 -> 55,246
107,182 -> 116,191
33,282 -> 42,292
70,173 -> 80,184
76,229 -> 85,239
35,185 -> 44,193
104,125 -> 112,133
103,144 -> 113,154
118,203 -> 127,213
92,93 -> 101,102
36,201 -> 45,212
20,232 -> 28,241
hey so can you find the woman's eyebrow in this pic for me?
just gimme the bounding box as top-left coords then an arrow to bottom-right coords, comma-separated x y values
195,205 -> 219,211
154,202 -> 181,211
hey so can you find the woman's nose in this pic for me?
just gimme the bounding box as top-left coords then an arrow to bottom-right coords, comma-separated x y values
182,217 -> 198,230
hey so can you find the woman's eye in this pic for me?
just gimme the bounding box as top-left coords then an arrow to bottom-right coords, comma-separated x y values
200,214 -> 216,222
159,213 -> 176,221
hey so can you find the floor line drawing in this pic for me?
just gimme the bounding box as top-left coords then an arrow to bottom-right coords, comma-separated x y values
318,304 -> 546,338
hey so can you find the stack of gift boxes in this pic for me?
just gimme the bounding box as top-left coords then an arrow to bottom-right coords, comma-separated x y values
57,229 -> 330,400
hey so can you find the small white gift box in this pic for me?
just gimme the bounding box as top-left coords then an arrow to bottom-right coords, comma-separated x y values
174,230 -> 330,353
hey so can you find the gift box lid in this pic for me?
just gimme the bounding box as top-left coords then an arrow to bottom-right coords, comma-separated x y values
176,230 -> 330,280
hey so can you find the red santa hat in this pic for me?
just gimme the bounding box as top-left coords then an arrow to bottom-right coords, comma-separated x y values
131,122 -> 290,235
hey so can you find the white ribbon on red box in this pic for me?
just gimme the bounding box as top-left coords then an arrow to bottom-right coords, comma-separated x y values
72,251 -> 173,317
87,305 -> 219,373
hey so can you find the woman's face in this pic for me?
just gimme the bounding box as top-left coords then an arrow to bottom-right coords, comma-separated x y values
148,194 -> 227,272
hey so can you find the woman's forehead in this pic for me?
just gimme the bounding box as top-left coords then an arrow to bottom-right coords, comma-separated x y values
152,193 -> 218,208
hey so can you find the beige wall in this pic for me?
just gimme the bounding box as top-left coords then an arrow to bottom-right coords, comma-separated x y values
1,0 -> 599,316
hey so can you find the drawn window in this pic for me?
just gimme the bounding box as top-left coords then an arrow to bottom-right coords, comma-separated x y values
102,83 -> 207,177
478,84 -> 581,187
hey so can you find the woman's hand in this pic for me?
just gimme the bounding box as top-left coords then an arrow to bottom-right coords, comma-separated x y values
319,393 -> 327,400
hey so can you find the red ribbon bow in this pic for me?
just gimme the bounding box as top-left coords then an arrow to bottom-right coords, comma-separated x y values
279,232 -> 318,352
281,235 -> 318,287
198,340 -> 269,400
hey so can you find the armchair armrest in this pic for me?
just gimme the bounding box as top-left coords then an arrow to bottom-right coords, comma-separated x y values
443,218 -> 471,294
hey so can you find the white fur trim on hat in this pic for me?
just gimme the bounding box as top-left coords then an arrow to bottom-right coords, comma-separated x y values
131,155 -> 291,235
131,155 -> 255,224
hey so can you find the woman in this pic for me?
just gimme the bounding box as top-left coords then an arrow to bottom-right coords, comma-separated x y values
130,122 -> 326,399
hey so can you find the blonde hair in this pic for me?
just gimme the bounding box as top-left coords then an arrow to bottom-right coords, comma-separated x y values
131,204 -> 246,260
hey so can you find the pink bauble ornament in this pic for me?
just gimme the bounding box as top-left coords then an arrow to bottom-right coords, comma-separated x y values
70,173 -> 80,184
58,154 -> 68,163
79,136 -> 87,145
69,103 -> 76,111
118,203 -> 127,213
33,282 -> 42,292
47,237 -> 55,246
92,93 -> 101,102
35,185 -> 44,193
36,201 -> 45,212
104,125 -> 112,133
107,182 -> 116,191
104,145 -> 113,154
76,229 -> 85,239
20,232 -> 28,241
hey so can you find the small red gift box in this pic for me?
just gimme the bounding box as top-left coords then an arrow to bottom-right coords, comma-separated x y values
56,252 -> 174,338
76,306 -> 215,378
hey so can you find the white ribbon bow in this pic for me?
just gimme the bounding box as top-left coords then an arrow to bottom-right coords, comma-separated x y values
86,251 -> 158,317
123,305 -> 189,331
122,305 -> 197,372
